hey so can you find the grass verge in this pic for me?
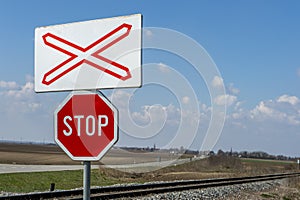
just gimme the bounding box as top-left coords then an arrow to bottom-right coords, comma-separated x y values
0,169 -> 121,193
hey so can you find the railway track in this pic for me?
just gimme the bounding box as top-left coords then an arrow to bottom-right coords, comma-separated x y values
1,172 -> 299,200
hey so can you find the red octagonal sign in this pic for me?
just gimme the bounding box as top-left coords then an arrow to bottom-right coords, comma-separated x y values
54,91 -> 118,161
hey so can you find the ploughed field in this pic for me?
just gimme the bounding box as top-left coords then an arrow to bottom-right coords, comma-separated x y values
0,143 -> 185,165
0,143 -> 73,165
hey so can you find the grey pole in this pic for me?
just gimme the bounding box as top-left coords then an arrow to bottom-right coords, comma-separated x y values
83,161 -> 91,200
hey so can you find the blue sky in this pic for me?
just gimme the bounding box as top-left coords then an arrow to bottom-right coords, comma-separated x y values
1,1 -> 300,156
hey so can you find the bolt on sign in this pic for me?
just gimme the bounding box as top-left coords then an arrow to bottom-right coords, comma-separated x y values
35,14 -> 142,92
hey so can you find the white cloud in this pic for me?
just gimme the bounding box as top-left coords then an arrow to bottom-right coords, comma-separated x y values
252,101 -> 274,116
249,97 -> 300,125
227,83 -> 240,95
219,94 -> 300,156
231,112 -> 241,120
214,94 -> 237,106
5,82 -> 34,99
110,90 -> 132,108
164,104 -> 182,125
211,76 -> 224,89
277,94 -> 299,105
129,103 -> 183,127
0,78 -> 57,143
131,104 -> 167,125
226,93 -> 300,128
0,80 -> 19,89
0,80 -> 42,114
182,96 -> 190,104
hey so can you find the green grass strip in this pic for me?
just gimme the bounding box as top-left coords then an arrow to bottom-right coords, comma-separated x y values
0,169 -> 119,193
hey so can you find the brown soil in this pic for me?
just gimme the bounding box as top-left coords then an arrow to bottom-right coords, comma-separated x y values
0,143 -> 77,165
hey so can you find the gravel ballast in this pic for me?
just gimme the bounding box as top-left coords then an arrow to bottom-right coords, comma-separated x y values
128,180 -> 282,200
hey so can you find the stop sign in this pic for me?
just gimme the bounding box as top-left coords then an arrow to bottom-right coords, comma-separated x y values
54,91 -> 118,161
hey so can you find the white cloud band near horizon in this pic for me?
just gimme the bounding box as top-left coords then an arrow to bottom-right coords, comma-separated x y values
0,77 -> 300,156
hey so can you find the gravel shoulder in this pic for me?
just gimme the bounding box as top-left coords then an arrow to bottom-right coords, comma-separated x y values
124,178 -> 300,200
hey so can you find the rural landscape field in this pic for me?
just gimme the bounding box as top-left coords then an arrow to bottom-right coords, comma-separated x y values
0,142 -> 299,199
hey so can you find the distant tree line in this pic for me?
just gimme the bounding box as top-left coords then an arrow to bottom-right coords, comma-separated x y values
214,149 -> 296,161
118,146 -> 298,161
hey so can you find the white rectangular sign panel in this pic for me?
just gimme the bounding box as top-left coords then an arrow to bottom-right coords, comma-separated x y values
35,14 -> 142,92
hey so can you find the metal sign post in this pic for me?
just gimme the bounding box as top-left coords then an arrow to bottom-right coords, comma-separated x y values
83,161 -> 91,200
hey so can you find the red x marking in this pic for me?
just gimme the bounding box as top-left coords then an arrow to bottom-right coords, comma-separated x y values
42,23 -> 132,85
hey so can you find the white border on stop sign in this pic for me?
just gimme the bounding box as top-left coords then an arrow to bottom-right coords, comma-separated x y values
54,90 -> 119,161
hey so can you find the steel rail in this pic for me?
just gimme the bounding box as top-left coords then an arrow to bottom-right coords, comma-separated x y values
0,172 -> 299,200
